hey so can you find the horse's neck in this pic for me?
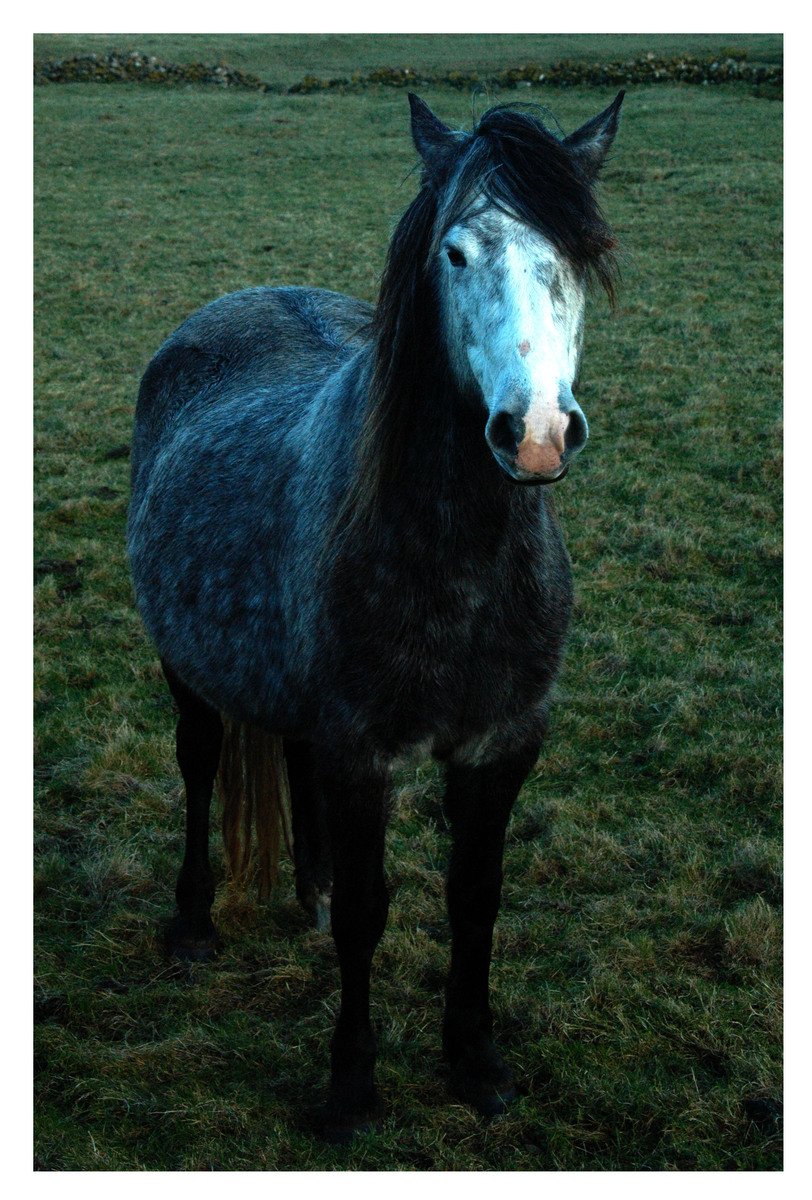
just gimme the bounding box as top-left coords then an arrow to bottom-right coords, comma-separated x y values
340,297 -> 542,573
377,375 -> 537,568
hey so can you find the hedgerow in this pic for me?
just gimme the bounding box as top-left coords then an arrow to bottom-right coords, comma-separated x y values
34,49 -> 783,95
34,51 -> 265,90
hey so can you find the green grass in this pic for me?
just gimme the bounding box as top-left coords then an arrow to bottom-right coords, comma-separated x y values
35,40 -> 782,1171
34,32 -> 784,89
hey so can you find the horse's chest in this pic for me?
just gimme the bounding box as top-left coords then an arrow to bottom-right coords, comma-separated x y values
335,556 -> 570,755
417,576 -> 558,701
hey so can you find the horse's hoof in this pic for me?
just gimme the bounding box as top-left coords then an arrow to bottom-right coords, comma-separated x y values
297,883 -> 332,932
164,915 -> 221,962
313,1089 -> 384,1143
451,1070 -> 517,1118
447,1043 -> 517,1119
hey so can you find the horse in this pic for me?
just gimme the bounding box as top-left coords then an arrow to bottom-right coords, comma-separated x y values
127,91 -> 623,1139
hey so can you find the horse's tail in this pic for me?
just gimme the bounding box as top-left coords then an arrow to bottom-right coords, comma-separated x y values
217,720 -> 292,900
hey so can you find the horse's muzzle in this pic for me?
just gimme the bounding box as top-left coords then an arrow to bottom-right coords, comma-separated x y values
485,402 -> 587,485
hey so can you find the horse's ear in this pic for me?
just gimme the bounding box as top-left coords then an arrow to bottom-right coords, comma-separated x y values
564,91 -> 624,180
408,93 -> 458,176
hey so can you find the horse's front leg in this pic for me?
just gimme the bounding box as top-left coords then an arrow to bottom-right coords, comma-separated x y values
442,743 -> 540,1116
316,753 -> 390,1141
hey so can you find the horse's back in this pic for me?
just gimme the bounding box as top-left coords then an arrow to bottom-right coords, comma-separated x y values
127,286 -> 373,725
131,286 -> 372,492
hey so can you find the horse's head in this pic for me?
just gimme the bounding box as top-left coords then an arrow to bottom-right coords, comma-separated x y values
409,93 -> 622,486
437,206 -> 590,485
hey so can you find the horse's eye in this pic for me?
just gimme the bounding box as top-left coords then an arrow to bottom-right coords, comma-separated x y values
446,246 -> 467,269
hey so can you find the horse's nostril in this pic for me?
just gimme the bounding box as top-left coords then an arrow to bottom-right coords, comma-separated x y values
488,409 -> 524,457
565,409 -> 588,455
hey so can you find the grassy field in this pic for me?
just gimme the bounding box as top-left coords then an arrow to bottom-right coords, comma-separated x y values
33,32 -> 784,87
34,35 -> 782,1171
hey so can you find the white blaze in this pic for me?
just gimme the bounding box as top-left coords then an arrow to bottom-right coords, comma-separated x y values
440,209 -> 586,438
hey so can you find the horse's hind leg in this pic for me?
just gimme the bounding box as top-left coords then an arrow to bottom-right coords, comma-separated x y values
315,752 -> 389,1141
162,660 -> 223,961
284,738 -> 332,931
442,742 -> 541,1117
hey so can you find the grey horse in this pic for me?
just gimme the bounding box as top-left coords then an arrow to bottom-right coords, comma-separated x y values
128,92 -> 623,1138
